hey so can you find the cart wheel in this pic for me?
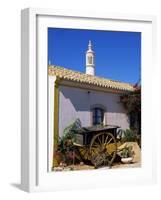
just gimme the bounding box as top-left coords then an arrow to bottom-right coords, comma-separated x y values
90,132 -> 117,168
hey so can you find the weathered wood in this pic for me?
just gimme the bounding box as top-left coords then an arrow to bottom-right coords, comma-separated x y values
73,125 -> 119,167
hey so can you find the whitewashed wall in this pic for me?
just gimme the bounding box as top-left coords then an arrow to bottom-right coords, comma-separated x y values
59,85 -> 129,137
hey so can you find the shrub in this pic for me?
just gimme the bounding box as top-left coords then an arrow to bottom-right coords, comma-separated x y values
121,129 -> 137,142
56,118 -> 81,165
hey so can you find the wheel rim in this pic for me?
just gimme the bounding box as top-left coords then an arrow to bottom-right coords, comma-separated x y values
90,132 -> 117,167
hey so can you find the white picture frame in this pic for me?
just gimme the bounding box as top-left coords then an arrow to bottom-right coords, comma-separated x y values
21,8 -> 157,192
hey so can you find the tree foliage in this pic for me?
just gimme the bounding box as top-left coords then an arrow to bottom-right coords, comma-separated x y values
120,86 -> 141,135
120,86 -> 141,114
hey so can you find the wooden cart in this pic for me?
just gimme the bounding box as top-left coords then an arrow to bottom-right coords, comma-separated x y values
72,125 -> 119,168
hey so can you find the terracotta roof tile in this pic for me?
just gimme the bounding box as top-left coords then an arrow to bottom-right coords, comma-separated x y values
48,65 -> 135,92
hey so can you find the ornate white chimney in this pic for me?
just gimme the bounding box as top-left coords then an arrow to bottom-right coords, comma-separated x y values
86,40 -> 95,75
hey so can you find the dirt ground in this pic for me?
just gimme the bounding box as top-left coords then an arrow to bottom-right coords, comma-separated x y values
53,142 -> 141,172
111,161 -> 141,169
53,160 -> 141,171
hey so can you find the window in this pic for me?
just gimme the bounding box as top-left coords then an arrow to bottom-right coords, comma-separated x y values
92,107 -> 104,125
88,56 -> 93,64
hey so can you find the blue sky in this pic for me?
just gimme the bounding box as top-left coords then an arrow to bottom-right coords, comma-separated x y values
48,28 -> 141,84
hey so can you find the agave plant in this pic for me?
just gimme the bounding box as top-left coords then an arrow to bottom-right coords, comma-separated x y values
121,129 -> 137,142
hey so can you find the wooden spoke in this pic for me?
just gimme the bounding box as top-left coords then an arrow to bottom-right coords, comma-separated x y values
107,138 -> 113,145
92,141 -> 100,147
102,134 -> 104,144
97,136 -> 102,144
104,135 -> 108,144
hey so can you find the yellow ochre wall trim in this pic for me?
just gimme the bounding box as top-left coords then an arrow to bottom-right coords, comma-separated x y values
52,78 -> 60,169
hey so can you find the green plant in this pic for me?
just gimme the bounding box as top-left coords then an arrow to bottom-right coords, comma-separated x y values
120,86 -> 141,134
56,119 -> 81,165
120,86 -> 141,114
120,146 -> 134,158
121,129 -> 137,142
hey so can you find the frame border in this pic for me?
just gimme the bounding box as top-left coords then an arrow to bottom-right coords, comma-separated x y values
21,8 -> 156,192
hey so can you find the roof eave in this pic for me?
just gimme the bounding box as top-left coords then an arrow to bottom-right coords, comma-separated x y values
58,79 -> 134,94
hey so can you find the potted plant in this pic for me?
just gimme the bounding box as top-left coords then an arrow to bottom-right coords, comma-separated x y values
120,145 -> 134,164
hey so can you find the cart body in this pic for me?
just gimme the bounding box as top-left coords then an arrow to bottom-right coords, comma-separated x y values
73,125 -> 119,146
72,125 -> 120,167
